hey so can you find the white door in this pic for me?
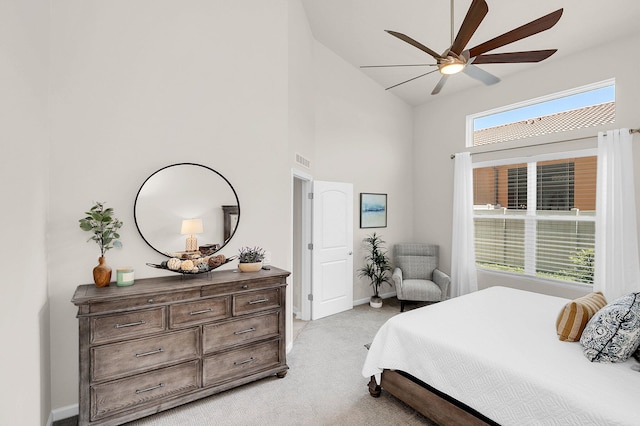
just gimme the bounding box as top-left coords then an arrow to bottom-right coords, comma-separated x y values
311,181 -> 353,320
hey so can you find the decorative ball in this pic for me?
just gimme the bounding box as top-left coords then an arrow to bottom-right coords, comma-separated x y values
161,260 -> 168,268
208,257 -> 222,268
167,258 -> 182,270
197,263 -> 209,272
180,260 -> 195,271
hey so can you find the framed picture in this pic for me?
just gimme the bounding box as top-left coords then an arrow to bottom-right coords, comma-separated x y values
360,193 -> 387,228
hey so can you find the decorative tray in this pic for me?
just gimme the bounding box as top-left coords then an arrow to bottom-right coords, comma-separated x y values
146,255 -> 236,275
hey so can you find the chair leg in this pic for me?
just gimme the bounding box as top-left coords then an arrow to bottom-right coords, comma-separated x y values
400,301 -> 405,312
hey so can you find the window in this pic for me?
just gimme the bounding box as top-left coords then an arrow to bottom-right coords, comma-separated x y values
507,163 -> 576,210
473,152 -> 597,285
507,166 -> 527,210
467,80 -> 615,147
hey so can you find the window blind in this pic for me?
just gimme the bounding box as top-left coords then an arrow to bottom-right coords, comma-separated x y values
473,155 -> 597,285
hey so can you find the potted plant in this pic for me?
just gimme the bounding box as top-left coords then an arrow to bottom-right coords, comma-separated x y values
237,246 -> 265,272
79,201 -> 123,287
358,232 -> 392,308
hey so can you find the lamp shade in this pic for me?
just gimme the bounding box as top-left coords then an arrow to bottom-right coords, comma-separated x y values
181,218 -> 204,235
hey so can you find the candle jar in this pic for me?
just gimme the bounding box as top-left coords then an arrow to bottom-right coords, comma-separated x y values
116,267 -> 135,286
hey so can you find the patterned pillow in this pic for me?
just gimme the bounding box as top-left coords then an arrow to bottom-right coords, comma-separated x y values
395,255 -> 436,280
556,292 -> 607,342
580,292 -> 640,362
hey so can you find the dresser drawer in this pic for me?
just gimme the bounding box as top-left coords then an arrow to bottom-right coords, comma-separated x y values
91,328 -> 199,382
233,288 -> 280,316
203,340 -> 280,386
91,360 -> 198,421
169,296 -> 231,328
201,276 -> 284,297
88,290 -> 200,314
202,311 -> 280,354
90,307 -> 165,345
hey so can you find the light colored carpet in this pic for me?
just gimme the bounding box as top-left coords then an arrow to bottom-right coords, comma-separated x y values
129,298 -> 434,425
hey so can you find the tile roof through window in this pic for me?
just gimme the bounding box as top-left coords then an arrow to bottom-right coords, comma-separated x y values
473,102 -> 615,146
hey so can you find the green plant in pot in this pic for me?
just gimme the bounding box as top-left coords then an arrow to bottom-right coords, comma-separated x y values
237,246 -> 265,272
358,232 -> 391,308
79,201 -> 123,287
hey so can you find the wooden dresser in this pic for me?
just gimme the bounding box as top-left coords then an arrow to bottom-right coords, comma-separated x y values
71,267 -> 290,426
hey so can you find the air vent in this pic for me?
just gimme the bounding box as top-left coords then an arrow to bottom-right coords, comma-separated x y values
295,153 -> 310,169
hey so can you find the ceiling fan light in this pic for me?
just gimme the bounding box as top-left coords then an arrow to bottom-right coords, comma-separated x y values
440,62 -> 466,75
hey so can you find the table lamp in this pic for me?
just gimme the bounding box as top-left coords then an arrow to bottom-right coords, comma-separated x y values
181,218 -> 203,252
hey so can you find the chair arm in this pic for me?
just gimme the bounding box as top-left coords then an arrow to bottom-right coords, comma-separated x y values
432,269 -> 450,301
392,268 -> 404,299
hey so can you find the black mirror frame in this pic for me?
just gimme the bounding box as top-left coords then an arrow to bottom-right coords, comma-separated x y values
133,163 -> 241,257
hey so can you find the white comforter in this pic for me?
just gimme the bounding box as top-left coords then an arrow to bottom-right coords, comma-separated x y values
362,286 -> 640,426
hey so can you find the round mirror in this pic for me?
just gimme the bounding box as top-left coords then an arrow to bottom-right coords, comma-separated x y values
134,163 -> 240,257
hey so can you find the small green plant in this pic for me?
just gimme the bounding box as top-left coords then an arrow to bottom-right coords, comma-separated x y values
478,247 -> 595,285
79,201 -> 123,257
238,246 -> 265,263
562,248 -> 595,284
358,232 -> 392,298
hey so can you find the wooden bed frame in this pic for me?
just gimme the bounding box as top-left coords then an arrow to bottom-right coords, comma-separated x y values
368,370 -> 499,426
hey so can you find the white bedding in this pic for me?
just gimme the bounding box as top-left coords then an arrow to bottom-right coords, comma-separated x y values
362,286 -> 640,426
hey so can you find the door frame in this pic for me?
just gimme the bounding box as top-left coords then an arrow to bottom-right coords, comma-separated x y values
291,168 -> 312,322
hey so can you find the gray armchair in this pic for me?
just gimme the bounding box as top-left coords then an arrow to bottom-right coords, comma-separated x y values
392,243 -> 450,312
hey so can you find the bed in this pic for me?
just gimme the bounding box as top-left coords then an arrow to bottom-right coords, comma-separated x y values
362,286 -> 640,426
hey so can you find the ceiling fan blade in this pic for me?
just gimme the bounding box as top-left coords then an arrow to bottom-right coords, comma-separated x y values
468,9 -> 563,58
360,63 -> 437,69
472,49 -> 557,64
450,0 -> 489,55
386,69 -> 440,90
463,64 -> 500,86
431,75 -> 449,95
385,30 -> 444,60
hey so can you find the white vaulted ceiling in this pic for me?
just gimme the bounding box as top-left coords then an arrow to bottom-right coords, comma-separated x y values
301,0 -> 640,105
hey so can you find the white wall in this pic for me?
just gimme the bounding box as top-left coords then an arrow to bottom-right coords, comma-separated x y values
0,1 -> 50,425
413,31 -> 640,299
288,0 -> 315,322
289,0 -> 415,305
313,41 -> 415,302
288,0 -> 316,167
45,0 -> 414,414
48,0 -> 290,410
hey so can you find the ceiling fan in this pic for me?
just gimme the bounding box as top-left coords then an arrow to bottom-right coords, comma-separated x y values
363,0 -> 563,95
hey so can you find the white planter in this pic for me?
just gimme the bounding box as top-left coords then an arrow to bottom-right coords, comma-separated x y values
369,297 -> 383,308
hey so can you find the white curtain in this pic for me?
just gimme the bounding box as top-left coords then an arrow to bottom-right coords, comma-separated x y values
594,129 -> 640,300
451,152 -> 478,297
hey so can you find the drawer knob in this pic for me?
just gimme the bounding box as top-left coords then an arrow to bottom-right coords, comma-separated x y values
233,327 -> 256,335
242,285 -> 249,289
248,298 -> 269,305
115,320 -> 146,329
135,348 -> 164,358
135,383 -> 164,394
147,299 -> 154,304
233,357 -> 256,366
189,308 -> 213,316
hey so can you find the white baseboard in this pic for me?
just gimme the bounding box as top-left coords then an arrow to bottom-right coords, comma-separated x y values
47,404 -> 78,425
353,291 -> 397,306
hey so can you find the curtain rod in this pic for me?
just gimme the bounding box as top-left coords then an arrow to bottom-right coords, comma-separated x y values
450,128 -> 640,159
